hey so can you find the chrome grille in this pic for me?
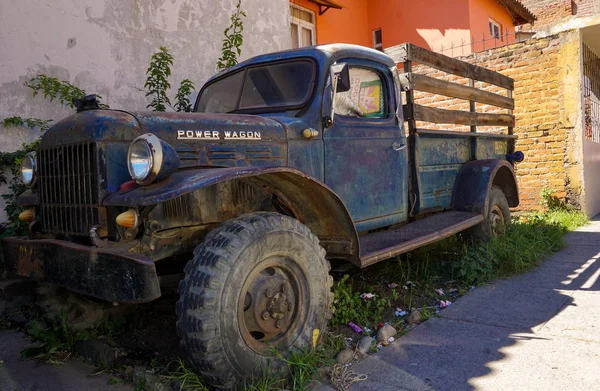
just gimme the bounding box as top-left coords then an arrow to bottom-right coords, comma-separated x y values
39,143 -> 100,235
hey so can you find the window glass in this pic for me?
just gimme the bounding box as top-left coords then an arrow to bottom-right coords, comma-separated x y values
291,24 -> 299,48
489,19 -> 502,40
196,71 -> 244,113
196,61 -> 314,113
373,29 -> 383,51
290,4 -> 315,48
240,61 -> 313,109
334,67 -> 386,119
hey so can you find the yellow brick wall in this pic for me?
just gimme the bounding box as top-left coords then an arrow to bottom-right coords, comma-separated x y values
408,31 -> 582,211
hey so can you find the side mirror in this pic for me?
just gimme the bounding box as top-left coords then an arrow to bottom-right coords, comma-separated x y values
325,63 -> 350,128
330,63 -> 350,93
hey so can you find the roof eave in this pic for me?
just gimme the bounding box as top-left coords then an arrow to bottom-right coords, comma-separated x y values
496,0 -> 537,25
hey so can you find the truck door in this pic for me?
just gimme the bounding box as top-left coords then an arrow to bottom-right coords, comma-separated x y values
323,60 -> 408,232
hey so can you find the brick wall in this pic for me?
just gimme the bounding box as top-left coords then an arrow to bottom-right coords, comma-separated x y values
391,30 -> 583,211
520,0 -> 600,29
573,0 -> 600,16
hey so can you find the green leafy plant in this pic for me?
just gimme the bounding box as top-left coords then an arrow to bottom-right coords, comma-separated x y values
1,116 -> 52,131
145,47 -> 196,112
540,187 -> 566,211
24,74 -> 107,109
174,78 -> 195,112
217,0 -> 247,71
0,139 -> 40,246
145,46 -> 174,112
21,310 -> 90,364
331,275 -> 391,329
331,274 -> 368,326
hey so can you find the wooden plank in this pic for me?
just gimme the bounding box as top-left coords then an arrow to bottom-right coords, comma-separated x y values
391,43 -> 514,90
400,73 -> 514,109
404,104 -> 515,127
415,128 -> 518,139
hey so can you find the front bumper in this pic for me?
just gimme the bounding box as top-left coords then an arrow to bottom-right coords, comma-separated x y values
3,237 -> 161,303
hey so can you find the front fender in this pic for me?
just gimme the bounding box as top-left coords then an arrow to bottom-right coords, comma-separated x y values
451,159 -> 519,214
103,167 -> 360,261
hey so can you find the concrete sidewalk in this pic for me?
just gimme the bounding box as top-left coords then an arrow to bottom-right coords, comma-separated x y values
319,219 -> 600,391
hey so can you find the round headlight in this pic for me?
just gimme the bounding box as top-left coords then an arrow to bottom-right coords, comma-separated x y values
20,152 -> 36,187
127,133 -> 180,186
128,139 -> 154,182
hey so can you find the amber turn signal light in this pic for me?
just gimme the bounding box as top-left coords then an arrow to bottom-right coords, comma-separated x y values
18,208 -> 35,223
116,209 -> 138,229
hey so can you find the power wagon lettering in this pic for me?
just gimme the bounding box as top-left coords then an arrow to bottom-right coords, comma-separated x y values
177,130 -> 262,140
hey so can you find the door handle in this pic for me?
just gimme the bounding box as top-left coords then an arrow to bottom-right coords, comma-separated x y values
392,142 -> 406,151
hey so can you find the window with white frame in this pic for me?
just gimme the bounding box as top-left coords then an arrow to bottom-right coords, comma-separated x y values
373,29 -> 383,51
489,18 -> 502,40
290,4 -> 315,48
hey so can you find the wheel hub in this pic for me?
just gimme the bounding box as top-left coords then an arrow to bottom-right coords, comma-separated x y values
490,205 -> 506,236
239,259 -> 302,351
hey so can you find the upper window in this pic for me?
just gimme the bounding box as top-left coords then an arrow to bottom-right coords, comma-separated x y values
290,5 -> 315,48
334,67 -> 386,119
489,19 -> 502,40
373,29 -> 383,51
196,60 -> 315,113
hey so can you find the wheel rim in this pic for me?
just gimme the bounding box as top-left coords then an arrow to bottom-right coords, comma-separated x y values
238,255 -> 306,354
490,205 -> 506,237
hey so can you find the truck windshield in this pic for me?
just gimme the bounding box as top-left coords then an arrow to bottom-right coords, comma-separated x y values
196,60 -> 315,113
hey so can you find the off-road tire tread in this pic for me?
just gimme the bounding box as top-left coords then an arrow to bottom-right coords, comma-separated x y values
176,212 -> 332,388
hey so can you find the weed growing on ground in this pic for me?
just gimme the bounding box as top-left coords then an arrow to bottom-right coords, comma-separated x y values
94,316 -> 127,339
165,359 -> 210,391
243,362 -> 286,391
21,310 -> 90,364
331,274 -> 391,330
272,346 -> 333,391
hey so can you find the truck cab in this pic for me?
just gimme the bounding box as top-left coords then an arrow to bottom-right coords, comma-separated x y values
4,44 -> 521,388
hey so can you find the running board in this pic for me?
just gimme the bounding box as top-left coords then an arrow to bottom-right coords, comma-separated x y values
359,211 -> 483,267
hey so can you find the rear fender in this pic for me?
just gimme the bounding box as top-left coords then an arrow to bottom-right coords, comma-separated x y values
103,167 -> 360,261
451,159 -> 519,214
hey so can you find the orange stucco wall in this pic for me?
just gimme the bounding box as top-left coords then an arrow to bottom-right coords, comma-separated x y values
288,0 -> 518,56
367,0 -> 472,53
469,0 -> 517,53
290,0 -> 371,47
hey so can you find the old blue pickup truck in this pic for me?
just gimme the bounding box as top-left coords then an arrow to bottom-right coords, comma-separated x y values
4,43 -> 522,387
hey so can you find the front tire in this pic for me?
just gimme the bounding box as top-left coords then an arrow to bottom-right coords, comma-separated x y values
176,212 -> 332,388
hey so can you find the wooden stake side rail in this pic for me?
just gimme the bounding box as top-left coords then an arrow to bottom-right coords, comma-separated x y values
415,128 -> 518,139
399,72 -> 514,110
403,104 -> 515,127
392,43 -> 514,90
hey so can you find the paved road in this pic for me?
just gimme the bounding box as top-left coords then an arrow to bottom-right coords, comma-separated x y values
0,329 -> 130,390
319,218 -> 600,391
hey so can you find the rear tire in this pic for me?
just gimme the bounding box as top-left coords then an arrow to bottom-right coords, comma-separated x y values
467,185 -> 511,241
176,212 -> 333,388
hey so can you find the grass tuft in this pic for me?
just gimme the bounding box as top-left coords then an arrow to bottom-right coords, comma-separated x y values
165,359 -> 210,391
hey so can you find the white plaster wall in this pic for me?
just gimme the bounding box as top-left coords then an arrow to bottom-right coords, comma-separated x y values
581,26 -> 600,218
0,0 -> 291,222
0,0 -> 291,118
583,139 -> 600,217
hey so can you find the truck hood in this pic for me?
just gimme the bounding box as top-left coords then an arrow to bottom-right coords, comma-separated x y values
131,111 -> 287,145
40,109 -> 289,192
42,110 -> 287,146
